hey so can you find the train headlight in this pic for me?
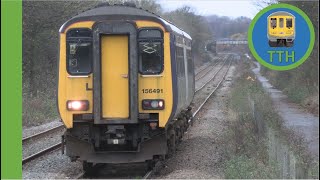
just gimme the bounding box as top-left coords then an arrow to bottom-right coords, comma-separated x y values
151,101 -> 159,108
142,99 -> 164,110
67,100 -> 89,111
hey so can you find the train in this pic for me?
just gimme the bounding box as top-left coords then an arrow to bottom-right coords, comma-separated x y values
267,11 -> 295,47
57,3 -> 195,172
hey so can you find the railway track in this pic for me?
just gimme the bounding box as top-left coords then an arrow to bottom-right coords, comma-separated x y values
23,124 -> 64,143
193,59 -> 232,117
143,169 -> 153,179
195,61 -> 218,81
22,124 -> 64,165
24,54 -> 233,179
195,56 -> 228,92
23,143 -> 62,165
75,162 -> 154,179
195,55 -> 227,81
195,62 -> 211,76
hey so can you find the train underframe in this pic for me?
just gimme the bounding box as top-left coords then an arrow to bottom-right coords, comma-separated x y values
268,37 -> 294,47
62,108 -> 193,172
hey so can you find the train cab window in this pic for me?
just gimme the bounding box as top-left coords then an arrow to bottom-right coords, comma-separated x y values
286,18 -> 293,28
270,18 -> 277,29
66,29 -> 92,75
138,29 -> 163,74
279,18 -> 284,28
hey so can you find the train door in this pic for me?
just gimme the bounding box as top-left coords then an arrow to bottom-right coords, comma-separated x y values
101,35 -> 129,118
92,22 -> 138,124
279,17 -> 284,32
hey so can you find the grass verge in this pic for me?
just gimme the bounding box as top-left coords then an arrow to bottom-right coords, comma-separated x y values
23,94 -> 58,127
222,60 -> 319,179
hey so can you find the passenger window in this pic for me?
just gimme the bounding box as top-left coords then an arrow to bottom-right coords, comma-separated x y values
138,29 -> 163,74
286,18 -> 293,28
66,29 -> 92,75
279,18 -> 284,28
270,18 -> 277,29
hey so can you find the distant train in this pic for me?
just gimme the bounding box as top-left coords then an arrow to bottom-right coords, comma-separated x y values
57,3 -> 194,172
267,11 -> 295,47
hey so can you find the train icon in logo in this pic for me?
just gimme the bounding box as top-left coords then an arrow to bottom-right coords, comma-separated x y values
267,11 -> 295,47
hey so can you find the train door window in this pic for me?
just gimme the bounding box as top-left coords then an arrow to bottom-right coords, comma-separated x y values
270,18 -> 277,29
138,29 -> 163,74
66,29 -> 92,75
286,18 -> 293,28
279,18 -> 284,28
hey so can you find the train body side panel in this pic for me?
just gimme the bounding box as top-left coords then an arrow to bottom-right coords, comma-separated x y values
135,21 -> 173,128
172,37 -> 194,119
58,21 -> 94,128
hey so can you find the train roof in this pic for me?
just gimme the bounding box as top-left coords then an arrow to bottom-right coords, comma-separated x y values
59,4 -> 192,40
268,11 -> 294,17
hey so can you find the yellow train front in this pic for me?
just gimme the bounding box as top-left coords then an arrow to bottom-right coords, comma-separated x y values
57,4 -> 194,170
267,11 -> 295,47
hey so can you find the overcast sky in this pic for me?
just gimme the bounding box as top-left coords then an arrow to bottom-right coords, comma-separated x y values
157,0 -> 264,19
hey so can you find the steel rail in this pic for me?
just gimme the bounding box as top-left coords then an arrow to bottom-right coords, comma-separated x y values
195,63 -> 211,76
195,56 -> 228,93
192,60 -> 232,117
75,172 -> 85,179
195,60 -> 221,81
22,142 -> 62,165
142,170 -> 153,179
23,124 -> 64,143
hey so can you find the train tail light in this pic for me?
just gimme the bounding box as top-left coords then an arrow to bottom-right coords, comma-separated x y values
142,99 -> 164,110
67,100 -> 89,111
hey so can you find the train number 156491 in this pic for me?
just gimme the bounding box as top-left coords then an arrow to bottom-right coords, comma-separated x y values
142,89 -> 163,94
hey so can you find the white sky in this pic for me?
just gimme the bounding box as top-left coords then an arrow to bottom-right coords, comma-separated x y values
157,0 -> 263,19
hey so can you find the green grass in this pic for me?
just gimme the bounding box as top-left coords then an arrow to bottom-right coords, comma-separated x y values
222,61 -> 282,179
224,155 -> 279,179
222,60 -> 319,179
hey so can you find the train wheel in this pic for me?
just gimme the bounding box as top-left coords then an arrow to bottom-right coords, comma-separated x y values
181,117 -> 188,134
175,127 -> 181,143
176,121 -> 184,142
186,110 -> 193,127
268,40 -> 277,47
278,39 -> 286,47
166,128 -> 176,158
286,41 -> 294,47
83,161 -> 94,175
184,121 -> 188,132
146,160 -> 155,170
